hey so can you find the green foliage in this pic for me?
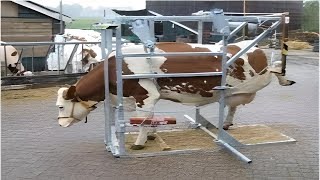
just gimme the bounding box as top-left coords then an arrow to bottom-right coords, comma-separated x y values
303,0 -> 319,32
66,18 -> 100,29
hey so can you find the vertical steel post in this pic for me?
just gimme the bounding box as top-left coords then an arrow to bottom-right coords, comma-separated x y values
217,35 -> 252,163
4,45 -> 8,76
115,26 -> 126,155
102,28 -> 114,151
218,35 -> 227,135
57,44 -> 61,75
106,29 -> 113,57
59,0 -> 63,34
281,13 -> 288,75
32,46 -> 34,74
197,21 -> 203,44
149,20 -> 155,41
195,107 -> 200,124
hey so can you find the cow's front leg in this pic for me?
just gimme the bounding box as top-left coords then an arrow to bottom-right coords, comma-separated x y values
223,106 -> 237,130
131,125 -> 150,150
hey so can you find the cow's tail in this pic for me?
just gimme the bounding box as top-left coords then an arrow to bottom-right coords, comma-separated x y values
269,61 -> 296,86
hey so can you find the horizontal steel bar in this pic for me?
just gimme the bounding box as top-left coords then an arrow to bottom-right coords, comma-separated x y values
114,15 -> 281,22
122,72 -> 222,79
0,41 -> 101,46
122,52 -> 223,58
227,22 -> 248,40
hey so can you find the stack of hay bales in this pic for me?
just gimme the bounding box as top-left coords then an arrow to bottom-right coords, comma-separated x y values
285,41 -> 312,50
288,31 -> 319,51
288,31 -> 319,43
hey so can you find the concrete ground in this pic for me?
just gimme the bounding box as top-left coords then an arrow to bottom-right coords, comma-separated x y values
1,49 -> 319,180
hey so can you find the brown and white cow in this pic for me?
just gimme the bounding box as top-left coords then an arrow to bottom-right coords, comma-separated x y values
0,43 -> 25,75
56,41 -> 295,149
80,48 -> 100,72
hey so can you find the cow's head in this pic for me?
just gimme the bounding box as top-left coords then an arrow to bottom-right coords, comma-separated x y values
56,86 -> 98,127
81,49 -> 97,65
1,44 -> 25,75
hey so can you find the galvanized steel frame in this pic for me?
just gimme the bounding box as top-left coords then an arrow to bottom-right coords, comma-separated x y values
102,12 -> 281,163
97,13 -> 284,162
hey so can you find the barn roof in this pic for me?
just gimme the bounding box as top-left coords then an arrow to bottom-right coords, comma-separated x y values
10,0 -> 72,23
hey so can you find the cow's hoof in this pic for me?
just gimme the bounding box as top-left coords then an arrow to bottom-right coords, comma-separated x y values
223,124 -> 233,130
147,135 -> 156,140
130,145 -> 145,150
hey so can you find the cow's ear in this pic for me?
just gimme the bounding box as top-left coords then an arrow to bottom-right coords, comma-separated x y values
63,86 -> 76,100
89,49 -> 97,58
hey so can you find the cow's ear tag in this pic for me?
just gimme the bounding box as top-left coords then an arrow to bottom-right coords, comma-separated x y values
63,86 -> 76,100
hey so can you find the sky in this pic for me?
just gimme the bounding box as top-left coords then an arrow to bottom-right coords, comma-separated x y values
32,0 -> 146,10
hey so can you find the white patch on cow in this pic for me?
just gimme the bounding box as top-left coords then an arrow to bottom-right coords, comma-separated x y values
56,88 -> 97,127
230,40 -> 258,53
163,85 -> 170,90
187,85 -> 194,89
151,47 -> 168,74
109,94 -> 137,111
187,43 -> 222,53
171,87 -> 177,91
160,89 -> 219,106
114,45 -> 168,75
204,80 -> 207,84
226,71 -> 272,94
135,79 -> 160,117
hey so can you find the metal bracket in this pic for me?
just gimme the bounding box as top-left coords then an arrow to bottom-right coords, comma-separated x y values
211,9 -> 231,35
130,19 -> 155,51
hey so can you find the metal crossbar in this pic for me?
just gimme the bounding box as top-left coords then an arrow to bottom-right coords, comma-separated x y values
122,72 -> 222,79
114,15 -> 281,23
121,52 -> 223,58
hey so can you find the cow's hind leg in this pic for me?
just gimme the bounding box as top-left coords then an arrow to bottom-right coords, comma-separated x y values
131,79 -> 160,150
223,93 -> 256,130
223,106 -> 237,130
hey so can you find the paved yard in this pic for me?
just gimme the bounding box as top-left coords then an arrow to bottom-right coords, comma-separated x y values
1,49 -> 319,180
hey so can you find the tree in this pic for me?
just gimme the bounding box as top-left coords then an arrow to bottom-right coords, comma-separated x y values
303,0 -> 319,32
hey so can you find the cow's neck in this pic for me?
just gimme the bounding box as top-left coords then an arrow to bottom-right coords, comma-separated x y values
75,61 -> 106,102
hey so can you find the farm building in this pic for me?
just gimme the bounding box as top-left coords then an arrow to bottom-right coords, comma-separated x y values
146,0 -> 303,30
146,0 -> 303,43
1,0 -> 72,71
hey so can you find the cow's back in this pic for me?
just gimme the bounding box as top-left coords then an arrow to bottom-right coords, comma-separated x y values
74,42 -> 272,106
